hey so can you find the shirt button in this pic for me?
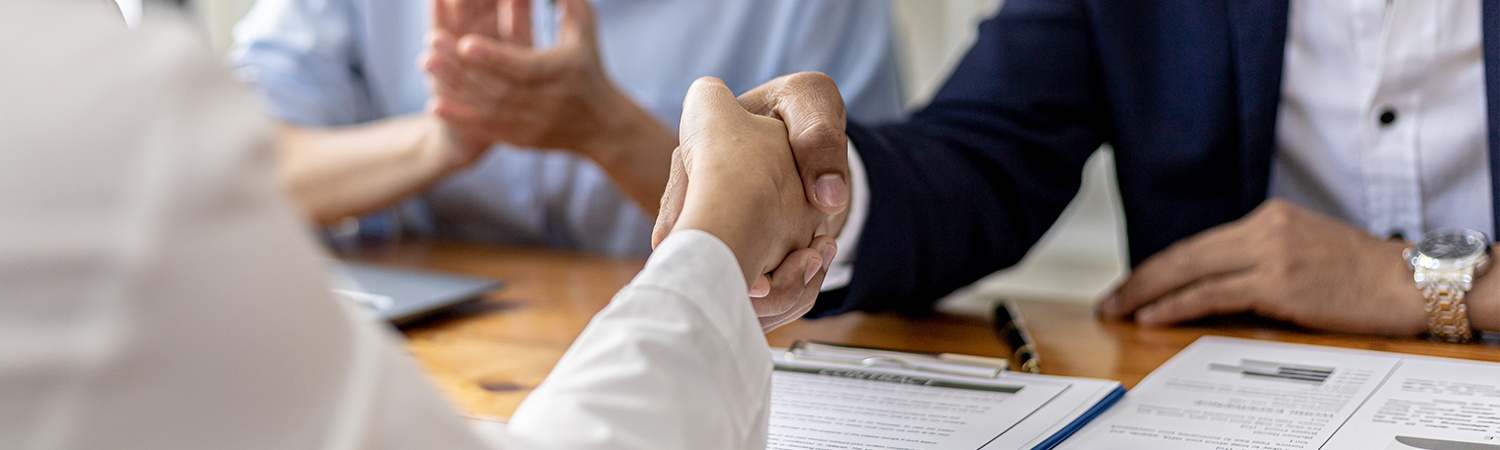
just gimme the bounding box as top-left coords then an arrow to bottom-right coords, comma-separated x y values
1379,109 -> 1397,126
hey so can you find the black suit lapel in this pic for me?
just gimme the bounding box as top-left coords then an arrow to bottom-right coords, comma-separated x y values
1484,0 -> 1500,237
1226,0 -> 1291,215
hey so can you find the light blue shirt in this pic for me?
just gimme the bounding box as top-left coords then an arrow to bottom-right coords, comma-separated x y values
231,0 -> 903,256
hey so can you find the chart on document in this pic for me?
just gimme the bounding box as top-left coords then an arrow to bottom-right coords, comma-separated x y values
1057,336 -> 1500,450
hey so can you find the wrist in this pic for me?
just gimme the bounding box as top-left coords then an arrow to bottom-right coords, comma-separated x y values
579,90 -> 673,169
1468,255 -> 1500,333
671,218 -> 761,288
419,114 -> 485,174
671,185 -> 779,286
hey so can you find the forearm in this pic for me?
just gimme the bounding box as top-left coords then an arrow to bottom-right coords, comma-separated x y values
275,114 -> 461,224
504,231 -> 770,450
579,93 -> 676,216
834,122 -> 1092,314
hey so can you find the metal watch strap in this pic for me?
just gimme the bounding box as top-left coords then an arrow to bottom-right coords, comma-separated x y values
1421,279 -> 1473,343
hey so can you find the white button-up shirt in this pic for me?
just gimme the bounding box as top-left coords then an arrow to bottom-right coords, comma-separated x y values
1,3 -> 772,448
1272,0 -> 1492,240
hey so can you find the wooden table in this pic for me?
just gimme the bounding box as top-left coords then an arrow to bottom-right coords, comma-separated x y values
350,241 -> 1500,419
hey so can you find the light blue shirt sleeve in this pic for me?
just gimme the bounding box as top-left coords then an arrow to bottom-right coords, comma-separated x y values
765,0 -> 905,124
221,0 -> 905,256
229,0 -> 376,126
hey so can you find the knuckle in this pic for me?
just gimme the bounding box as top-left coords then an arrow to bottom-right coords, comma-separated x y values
1255,199 -> 1296,228
1168,251 -> 1197,274
792,120 -> 846,155
786,71 -> 837,91
689,76 -> 724,94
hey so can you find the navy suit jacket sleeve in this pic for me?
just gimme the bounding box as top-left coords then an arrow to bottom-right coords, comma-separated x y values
834,0 -> 1106,314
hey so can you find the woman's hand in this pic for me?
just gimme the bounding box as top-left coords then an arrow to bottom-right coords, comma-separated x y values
656,77 -> 835,332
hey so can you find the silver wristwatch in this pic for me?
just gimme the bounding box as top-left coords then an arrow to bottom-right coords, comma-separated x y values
1404,229 -> 1491,343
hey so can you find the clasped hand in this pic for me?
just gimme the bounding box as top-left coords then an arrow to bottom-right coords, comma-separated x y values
652,73 -> 860,331
424,0 -> 639,159
654,77 -> 842,332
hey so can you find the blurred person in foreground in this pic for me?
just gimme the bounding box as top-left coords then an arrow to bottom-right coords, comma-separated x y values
234,0 -> 899,256
0,1 -> 835,447
663,0 -> 1500,341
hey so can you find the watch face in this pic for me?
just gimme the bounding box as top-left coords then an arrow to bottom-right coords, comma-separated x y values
1419,229 -> 1488,260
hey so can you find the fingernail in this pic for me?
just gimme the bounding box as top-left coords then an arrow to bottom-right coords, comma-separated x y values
814,174 -> 848,208
819,242 -> 837,268
1099,295 -> 1118,315
749,277 -> 770,297
1136,306 -> 1159,324
804,258 -> 823,285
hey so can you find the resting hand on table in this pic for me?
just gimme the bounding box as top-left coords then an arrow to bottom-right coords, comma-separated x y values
423,0 -> 676,212
653,77 -> 834,332
1099,199 -> 1434,336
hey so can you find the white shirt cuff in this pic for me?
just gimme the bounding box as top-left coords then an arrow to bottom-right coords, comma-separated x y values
822,141 -> 868,291
631,229 -> 762,349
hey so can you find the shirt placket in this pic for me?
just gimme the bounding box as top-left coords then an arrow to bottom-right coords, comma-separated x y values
1359,0 -> 1426,240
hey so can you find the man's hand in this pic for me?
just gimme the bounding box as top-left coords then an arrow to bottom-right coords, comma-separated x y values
735,72 -> 853,219
658,77 -> 833,332
654,72 -> 853,312
1099,199 -> 1428,336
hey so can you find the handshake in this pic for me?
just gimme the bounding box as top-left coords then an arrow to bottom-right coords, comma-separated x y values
652,74 -> 851,332
422,0 -> 856,331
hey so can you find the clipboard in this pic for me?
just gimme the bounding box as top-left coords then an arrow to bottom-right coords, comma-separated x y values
783,299 -> 1043,377
784,341 -> 1010,378
769,341 -> 1125,450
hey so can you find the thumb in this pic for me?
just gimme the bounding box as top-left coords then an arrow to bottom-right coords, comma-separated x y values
652,146 -> 689,249
555,0 -> 598,49
737,73 -> 849,215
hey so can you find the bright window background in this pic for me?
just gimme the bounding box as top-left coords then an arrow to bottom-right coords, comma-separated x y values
183,0 -> 1128,310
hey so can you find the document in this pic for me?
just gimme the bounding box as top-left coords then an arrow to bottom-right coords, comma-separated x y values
766,350 -> 1123,450
1058,336 -> 1500,450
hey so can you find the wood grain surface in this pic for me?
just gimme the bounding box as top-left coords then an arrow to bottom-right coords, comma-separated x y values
348,241 -> 1500,419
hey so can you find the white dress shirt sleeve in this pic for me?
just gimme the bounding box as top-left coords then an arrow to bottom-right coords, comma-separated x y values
491,230 -> 772,450
823,141 -> 871,291
0,5 -> 772,448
